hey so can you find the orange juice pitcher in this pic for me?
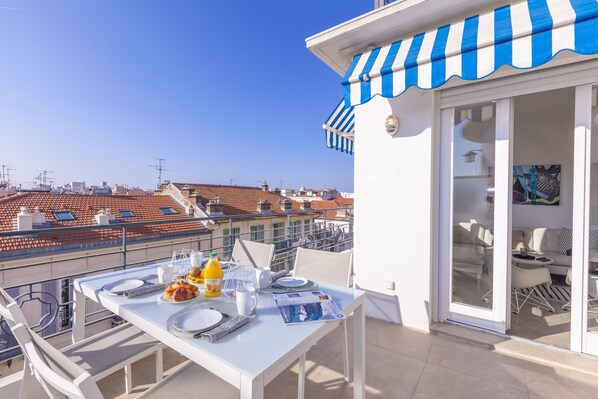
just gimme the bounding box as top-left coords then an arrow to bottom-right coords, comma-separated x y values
204,252 -> 223,298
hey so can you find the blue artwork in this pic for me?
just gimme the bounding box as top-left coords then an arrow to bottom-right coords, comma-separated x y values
513,165 -> 560,206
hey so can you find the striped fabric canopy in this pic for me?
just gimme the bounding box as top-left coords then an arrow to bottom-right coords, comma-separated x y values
323,100 -> 355,154
342,0 -> 598,107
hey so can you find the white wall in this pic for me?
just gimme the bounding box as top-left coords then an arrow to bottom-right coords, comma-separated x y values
512,87 -> 575,228
354,89 -> 434,331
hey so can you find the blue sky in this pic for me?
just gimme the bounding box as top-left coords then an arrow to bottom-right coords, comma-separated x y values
0,1 -> 369,192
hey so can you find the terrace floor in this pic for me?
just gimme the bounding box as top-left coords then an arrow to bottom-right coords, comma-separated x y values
96,317 -> 598,399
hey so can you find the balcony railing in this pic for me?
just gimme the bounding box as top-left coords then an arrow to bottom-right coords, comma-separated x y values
0,208 -> 353,363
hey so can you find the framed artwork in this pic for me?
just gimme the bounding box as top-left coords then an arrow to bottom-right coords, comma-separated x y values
513,165 -> 561,206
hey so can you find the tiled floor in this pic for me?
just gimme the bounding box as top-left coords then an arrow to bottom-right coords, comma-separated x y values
97,317 -> 598,399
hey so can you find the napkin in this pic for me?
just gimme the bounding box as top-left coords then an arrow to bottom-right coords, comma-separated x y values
271,269 -> 289,282
199,315 -> 251,343
124,283 -> 167,298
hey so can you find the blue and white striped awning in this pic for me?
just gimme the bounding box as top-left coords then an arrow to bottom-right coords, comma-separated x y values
343,0 -> 598,107
323,100 -> 355,154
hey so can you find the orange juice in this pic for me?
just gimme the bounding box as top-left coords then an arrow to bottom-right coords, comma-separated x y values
204,252 -> 223,298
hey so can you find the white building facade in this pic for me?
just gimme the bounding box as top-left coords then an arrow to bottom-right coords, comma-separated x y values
308,0 -> 598,358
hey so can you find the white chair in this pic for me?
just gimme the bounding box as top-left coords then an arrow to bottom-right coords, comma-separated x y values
0,287 -> 163,397
231,238 -> 275,268
511,265 -> 555,314
562,268 -> 572,310
11,323 -> 238,399
292,247 -> 353,399
589,275 -> 598,321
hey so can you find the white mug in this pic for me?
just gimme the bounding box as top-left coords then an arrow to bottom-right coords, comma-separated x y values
236,286 -> 258,316
157,264 -> 174,284
255,267 -> 272,290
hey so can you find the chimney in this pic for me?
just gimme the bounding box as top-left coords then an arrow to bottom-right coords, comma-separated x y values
95,209 -> 110,225
257,199 -> 272,213
281,198 -> 293,212
206,197 -> 224,215
300,200 -> 312,211
189,192 -> 203,207
104,208 -> 116,221
180,184 -> 194,198
32,207 -> 47,225
17,207 -> 33,231
261,181 -> 269,192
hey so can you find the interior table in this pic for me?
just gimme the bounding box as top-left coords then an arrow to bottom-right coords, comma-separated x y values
512,252 -> 554,268
72,264 -> 366,399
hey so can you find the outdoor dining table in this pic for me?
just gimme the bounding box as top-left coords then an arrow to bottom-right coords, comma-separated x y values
72,264 -> 366,399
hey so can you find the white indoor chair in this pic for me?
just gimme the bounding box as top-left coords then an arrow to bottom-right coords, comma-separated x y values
231,238 -> 275,268
589,275 -> 598,321
562,268 -> 573,310
0,287 -> 163,397
292,247 -> 353,399
11,323 -> 238,399
511,265 -> 555,314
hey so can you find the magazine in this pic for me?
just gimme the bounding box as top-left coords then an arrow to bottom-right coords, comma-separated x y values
272,290 -> 346,325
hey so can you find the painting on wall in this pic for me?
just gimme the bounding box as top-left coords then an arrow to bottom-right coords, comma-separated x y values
513,165 -> 561,206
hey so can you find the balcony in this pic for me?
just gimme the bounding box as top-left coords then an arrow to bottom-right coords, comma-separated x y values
1,210 -> 598,397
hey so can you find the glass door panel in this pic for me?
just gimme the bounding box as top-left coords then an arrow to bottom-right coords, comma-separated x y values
451,102 -> 496,310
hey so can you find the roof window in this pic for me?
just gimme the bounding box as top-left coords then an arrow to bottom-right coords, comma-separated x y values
53,211 -> 76,221
118,210 -> 135,217
158,207 -> 179,215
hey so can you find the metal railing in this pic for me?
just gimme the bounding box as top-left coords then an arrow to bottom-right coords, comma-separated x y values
0,208 -> 353,363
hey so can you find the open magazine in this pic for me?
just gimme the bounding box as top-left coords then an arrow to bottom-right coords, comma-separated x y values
272,290 -> 346,325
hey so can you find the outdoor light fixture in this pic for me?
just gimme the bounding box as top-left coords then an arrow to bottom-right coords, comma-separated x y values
385,115 -> 399,136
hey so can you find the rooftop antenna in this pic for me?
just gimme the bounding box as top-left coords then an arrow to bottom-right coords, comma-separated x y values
35,170 -> 54,189
149,158 -> 169,188
229,178 -> 236,186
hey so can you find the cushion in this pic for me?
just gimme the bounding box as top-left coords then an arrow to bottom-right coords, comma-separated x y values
512,230 -> 527,251
533,228 -> 562,253
558,228 -> 573,254
453,243 -> 485,265
538,251 -> 573,267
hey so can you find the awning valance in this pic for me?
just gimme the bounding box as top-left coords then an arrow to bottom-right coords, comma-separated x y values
342,0 -> 598,107
323,100 -> 355,155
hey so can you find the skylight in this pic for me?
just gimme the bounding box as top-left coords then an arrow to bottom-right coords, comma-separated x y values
158,207 -> 179,215
53,211 -> 75,221
118,210 -> 135,217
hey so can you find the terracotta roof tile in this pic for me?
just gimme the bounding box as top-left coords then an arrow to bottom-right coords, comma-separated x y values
0,193 -> 208,255
173,183 -> 317,217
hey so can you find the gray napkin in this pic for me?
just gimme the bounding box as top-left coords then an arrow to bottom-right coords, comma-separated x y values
271,270 -> 289,281
124,283 -> 167,298
200,315 -> 251,343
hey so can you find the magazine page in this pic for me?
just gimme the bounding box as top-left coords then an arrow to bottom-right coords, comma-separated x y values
273,291 -> 346,325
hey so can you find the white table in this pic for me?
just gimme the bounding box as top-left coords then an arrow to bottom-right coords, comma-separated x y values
72,265 -> 366,399
512,252 -> 553,268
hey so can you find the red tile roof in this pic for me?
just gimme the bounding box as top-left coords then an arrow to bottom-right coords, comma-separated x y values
0,193 -> 208,256
172,183 -> 316,217
311,199 -> 353,220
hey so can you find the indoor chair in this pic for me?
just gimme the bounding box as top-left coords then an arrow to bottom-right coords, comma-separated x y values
511,265 -> 555,314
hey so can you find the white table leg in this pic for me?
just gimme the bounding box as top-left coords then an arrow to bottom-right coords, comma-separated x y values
298,353 -> 306,399
240,373 -> 264,399
353,303 -> 365,399
72,289 -> 86,343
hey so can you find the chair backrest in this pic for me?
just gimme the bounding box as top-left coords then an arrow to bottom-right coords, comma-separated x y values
11,323 -> 104,399
589,275 -> 598,298
0,287 -> 28,328
511,265 -> 552,289
293,247 -> 353,287
231,239 -> 275,268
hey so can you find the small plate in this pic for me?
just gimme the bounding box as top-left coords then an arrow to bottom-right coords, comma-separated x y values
276,276 -> 309,288
102,279 -> 144,295
159,293 -> 198,304
172,309 -> 222,332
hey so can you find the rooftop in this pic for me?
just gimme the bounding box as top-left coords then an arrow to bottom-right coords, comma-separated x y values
0,192 -> 208,257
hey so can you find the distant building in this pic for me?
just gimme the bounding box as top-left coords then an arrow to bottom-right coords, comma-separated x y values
112,184 -> 152,196
157,182 -> 319,257
287,186 -> 341,202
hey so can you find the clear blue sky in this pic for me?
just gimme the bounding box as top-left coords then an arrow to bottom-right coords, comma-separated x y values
0,1 -> 370,192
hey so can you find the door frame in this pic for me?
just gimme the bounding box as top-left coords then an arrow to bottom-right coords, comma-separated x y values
437,59 -> 598,353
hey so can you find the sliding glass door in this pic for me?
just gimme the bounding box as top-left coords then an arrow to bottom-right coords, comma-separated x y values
439,99 -> 512,333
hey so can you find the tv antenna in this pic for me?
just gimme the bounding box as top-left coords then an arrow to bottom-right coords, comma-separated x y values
34,170 -> 55,189
0,165 -> 16,185
149,158 -> 170,188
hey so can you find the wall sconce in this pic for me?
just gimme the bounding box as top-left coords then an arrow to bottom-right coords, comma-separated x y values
385,115 -> 399,136
462,150 -> 481,163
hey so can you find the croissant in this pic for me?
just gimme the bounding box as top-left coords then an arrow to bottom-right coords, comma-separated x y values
173,287 -> 196,302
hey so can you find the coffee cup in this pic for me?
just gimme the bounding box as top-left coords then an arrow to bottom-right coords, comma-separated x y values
157,264 -> 174,284
236,286 -> 258,316
255,267 -> 272,290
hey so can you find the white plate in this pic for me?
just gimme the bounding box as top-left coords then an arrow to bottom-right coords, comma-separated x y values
158,293 -> 198,304
172,309 -> 222,332
276,276 -> 309,288
102,279 -> 144,295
